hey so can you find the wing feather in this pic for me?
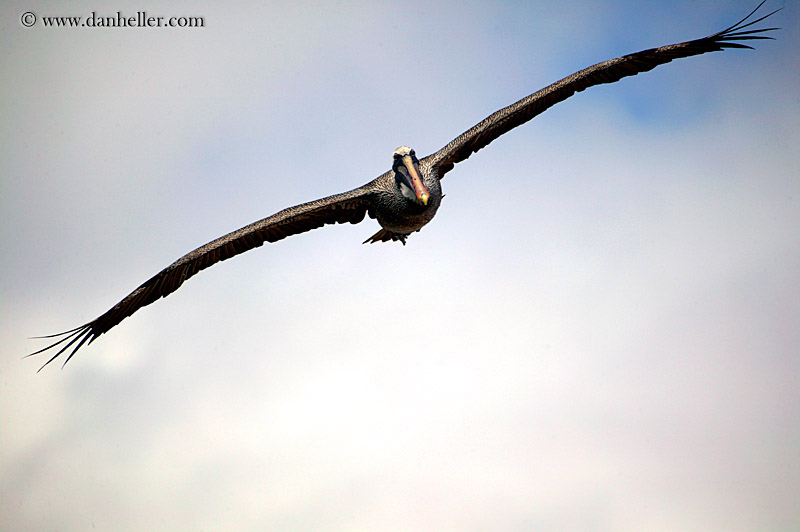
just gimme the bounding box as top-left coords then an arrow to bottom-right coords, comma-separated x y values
28,183 -> 377,370
424,1 -> 779,178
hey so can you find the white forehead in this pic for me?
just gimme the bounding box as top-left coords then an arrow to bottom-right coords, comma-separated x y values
393,145 -> 413,157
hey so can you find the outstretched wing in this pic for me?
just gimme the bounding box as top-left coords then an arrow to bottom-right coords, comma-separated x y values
424,1 -> 779,178
29,183 -> 378,370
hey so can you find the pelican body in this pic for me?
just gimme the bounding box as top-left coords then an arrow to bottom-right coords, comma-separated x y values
29,3 -> 778,369
366,147 -> 442,243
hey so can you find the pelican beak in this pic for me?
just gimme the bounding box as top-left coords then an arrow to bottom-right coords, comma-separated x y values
401,154 -> 429,205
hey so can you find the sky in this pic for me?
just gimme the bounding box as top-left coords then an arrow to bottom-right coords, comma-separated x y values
2,1 -> 798,531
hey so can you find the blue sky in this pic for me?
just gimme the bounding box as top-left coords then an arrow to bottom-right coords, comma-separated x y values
2,1 -> 798,531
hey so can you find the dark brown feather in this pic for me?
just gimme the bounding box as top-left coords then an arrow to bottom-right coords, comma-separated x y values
424,1 -> 779,178
28,184 -> 378,370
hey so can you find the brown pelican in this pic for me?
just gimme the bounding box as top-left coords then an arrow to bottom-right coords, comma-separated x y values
29,3 -> 778,370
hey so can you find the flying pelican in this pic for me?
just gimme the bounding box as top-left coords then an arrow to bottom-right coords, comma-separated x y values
30,3 -> 778,370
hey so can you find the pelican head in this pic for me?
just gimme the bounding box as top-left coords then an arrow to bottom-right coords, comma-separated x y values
392,146 -> 429,206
